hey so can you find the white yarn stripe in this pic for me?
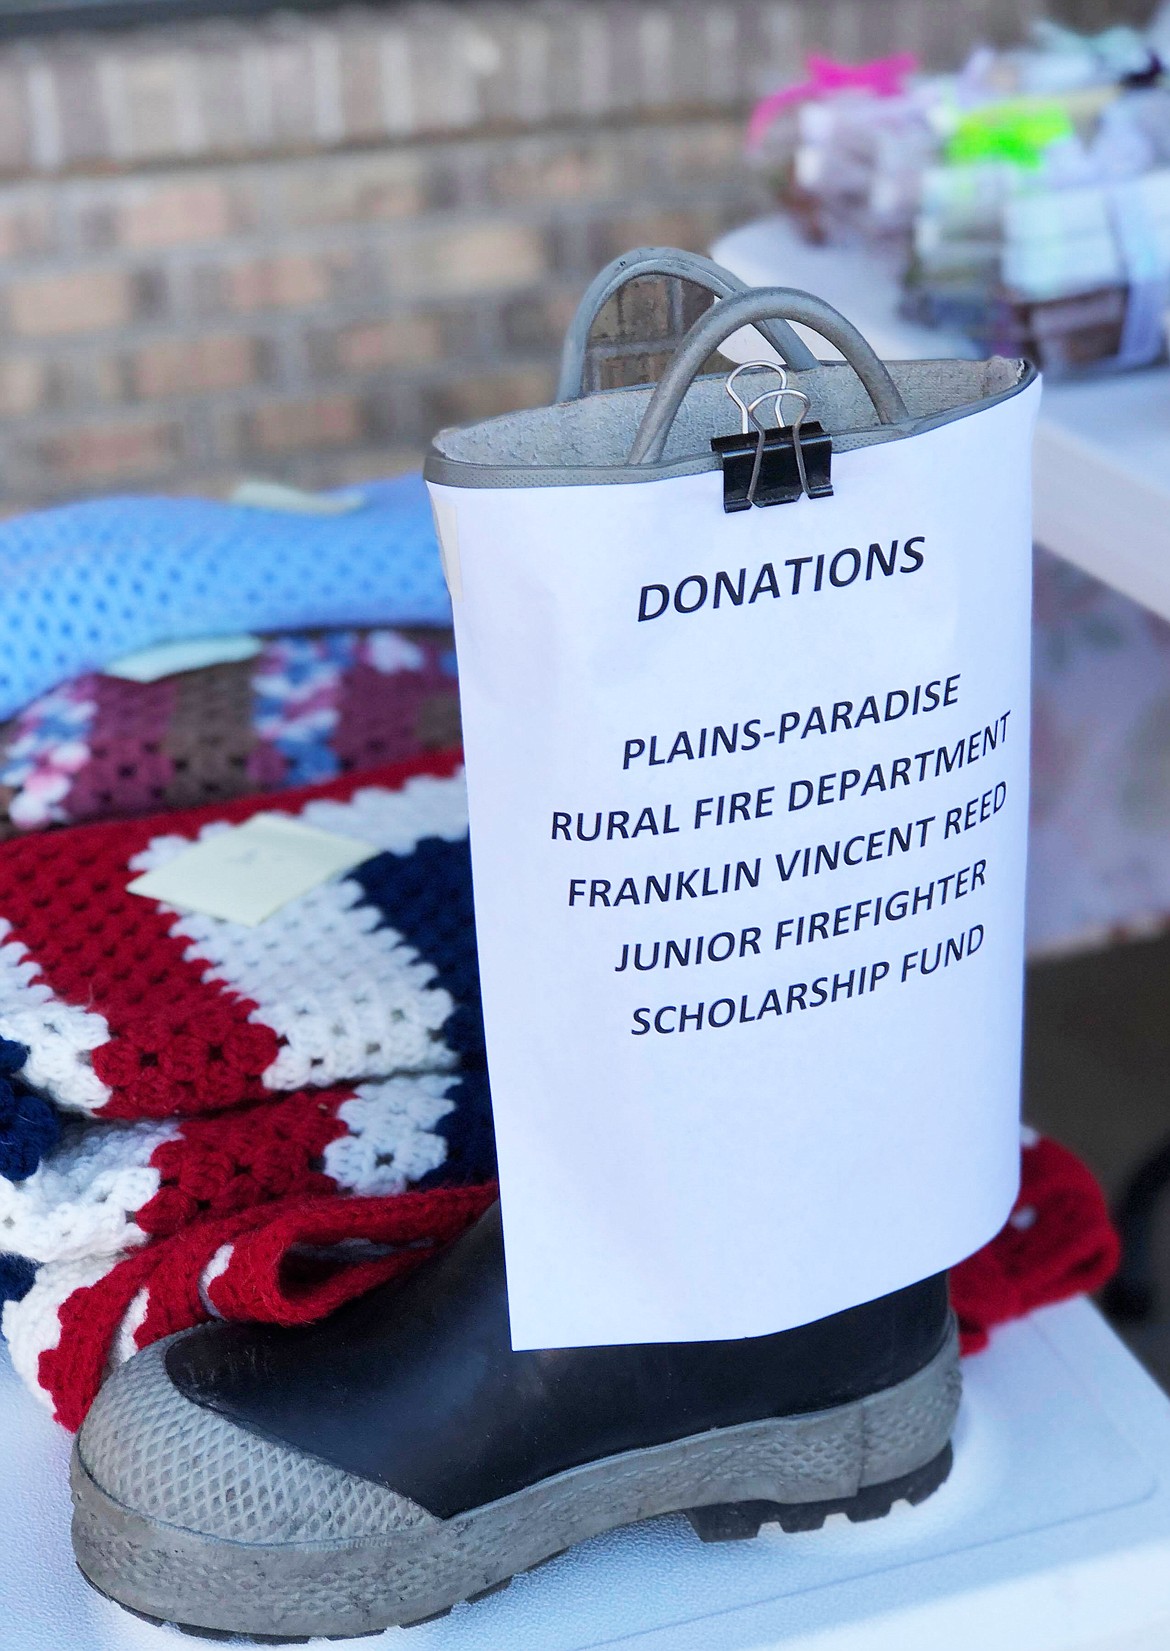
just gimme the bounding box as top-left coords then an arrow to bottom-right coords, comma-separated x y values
0,1119 -> 173,1265
114,1287 -> 150,1366
0,919 -> 112,1113
323,1074 -> 456,1195
365,632 -> 426,673
129,772 -> 470,1094
298,771 -> 468,848
199,1243 -> 234,1318
1,1252 -> 116,1411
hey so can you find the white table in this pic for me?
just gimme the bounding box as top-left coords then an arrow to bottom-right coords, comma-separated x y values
712,217 -> 1170,621
5,1303 -> 1170,1651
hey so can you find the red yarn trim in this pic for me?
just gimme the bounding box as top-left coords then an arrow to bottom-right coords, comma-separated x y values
39,1132 -> 1119,1431
40,1178 -> 493,1429
206,1183 -> 498,1323
43,1242 -> 168,1432
951,1136 -> 1120,1354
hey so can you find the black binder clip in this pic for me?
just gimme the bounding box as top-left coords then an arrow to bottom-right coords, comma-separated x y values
711,362 -> 833,513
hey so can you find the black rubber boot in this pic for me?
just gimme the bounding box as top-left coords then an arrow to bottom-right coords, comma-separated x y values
71,1202 -> 959,1640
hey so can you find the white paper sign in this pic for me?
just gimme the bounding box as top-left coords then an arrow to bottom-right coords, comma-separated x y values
432,379 -> 1040,1349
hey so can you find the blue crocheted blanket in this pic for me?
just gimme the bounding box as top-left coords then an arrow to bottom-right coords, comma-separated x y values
0,474 -> 447,721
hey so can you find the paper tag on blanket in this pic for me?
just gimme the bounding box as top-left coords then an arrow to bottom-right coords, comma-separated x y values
105,634 -> 262,682
128,814 -> 377,925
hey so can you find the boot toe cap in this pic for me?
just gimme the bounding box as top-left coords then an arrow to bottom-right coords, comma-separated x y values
76,1337 -> 435,1543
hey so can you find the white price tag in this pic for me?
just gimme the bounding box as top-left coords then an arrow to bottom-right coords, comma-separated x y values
128,814 -> 377,926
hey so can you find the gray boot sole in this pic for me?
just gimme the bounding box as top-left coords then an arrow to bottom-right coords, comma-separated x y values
71,1320 -> 960,1642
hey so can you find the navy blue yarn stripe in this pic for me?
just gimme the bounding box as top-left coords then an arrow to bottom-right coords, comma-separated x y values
0,1038 -> 60,1184
350,836 -> 495,1185
0,1251 -> 36,1307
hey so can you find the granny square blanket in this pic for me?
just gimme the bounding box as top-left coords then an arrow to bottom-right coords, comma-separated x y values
0,750 -> 479,1121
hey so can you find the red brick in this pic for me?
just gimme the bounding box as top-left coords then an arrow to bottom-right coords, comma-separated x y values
0,194 -> 54,259
132,334 -> 262,399
7,268 -> 134,337
34,416 -> 180,483
595,348 -> 675,392
247,394 -> 363,454
106,50 -> 191,163
190,27 -> 255,157
67,352 -> 129,406
591,276 -> 676,344
224,253 -> 336,312
330,314 -> 444,374
0,64 -> 32,173
587,203 -> 748,269
424,365 -> 555,428
265,28 -> 321,147
117,180 -> 236,250
334,19 -> 392,143
501,287 -> 581,353
305,446 -> 425,488
485,140 -> 619,206
649,120 -> 756,188
0,356 -> 49,417
384,222 -> 546,301
25,47 -> 107,172
278,151 -> 433,228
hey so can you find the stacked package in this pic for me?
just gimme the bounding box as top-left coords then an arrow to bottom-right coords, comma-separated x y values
905,83 -> 1170,373
749,13 -> 1170,374
747,52 -> 932,254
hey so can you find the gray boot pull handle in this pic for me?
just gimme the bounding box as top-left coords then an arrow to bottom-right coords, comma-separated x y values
555,248 -> 818,402
628,288 -> 910,466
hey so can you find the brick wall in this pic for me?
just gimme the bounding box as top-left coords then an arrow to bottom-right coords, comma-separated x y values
0,0 -> 1090,505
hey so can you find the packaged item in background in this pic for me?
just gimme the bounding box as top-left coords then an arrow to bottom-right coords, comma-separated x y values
747,53 -> 933,255
902,57 -> 1170,374
905,151 -> 1170,374
749,16 -> 1170,373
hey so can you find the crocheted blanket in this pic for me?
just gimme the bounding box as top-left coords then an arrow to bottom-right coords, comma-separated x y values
0,752 -> 478,1125
0,627 -> 458,835
0,746 -> 498,1424
0,1068 -> 494,1267
0,475 -> 447,721
0,1132 -> 1115,1430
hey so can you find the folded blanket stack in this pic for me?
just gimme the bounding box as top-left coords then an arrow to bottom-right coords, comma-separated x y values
0,475 -> 448,723
0,751 -> 498,1425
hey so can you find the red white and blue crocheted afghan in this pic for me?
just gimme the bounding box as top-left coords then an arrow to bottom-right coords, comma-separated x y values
0,752 -> 496,1425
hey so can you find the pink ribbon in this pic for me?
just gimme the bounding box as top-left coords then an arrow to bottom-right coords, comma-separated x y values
747,51 -> 919,149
